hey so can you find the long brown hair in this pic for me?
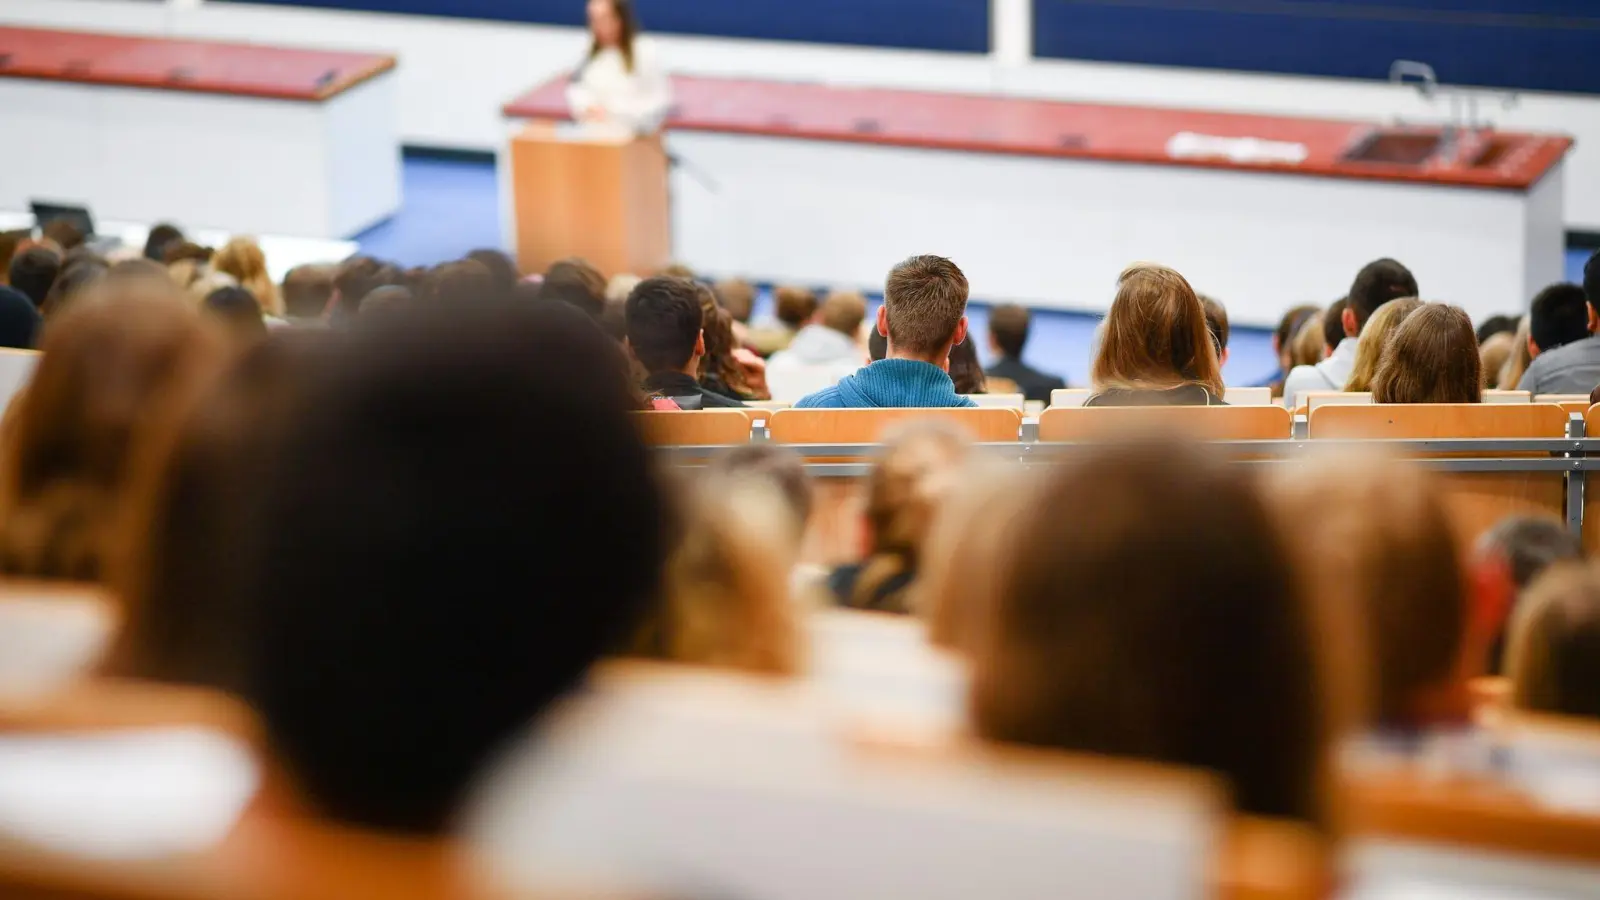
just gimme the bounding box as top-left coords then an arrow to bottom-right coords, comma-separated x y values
588,0 -> 640,72
1371,303 -> 1481,404
0,283 -> 224,582
969,439 -> 1330,829
1091,263 -> 1225,398
695,283 -> 751,398
1343,296 -> 1421,394
850,422 -> 971,614
211,237 -> 283,317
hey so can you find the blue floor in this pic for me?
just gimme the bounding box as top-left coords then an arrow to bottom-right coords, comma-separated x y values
357,152 -> 1598,388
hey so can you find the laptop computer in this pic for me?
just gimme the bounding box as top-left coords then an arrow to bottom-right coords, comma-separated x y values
30,201 -> 122,254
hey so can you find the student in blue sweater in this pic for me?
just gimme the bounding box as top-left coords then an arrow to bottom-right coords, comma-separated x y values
795,255 -> 976,409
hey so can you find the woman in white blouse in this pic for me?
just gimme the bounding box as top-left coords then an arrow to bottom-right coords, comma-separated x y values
566,0 -> 673,134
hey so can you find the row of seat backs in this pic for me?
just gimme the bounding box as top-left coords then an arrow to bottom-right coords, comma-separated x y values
637,403 -> 1587,445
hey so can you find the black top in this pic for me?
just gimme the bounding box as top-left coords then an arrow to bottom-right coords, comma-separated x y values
985,356 -> 1067,405
643,371 -> 746,409
1084,384 -> 1225,407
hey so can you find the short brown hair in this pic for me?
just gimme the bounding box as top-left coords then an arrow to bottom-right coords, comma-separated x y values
883,255 -> 969,356
1349,259 -> 1418,331
773,285 -> 818,330
281,264 -> 336,319
1200,294 -> 1229,353
972,439 -> 1329,827
713,278 -> 756,323
1507,561 -> 1600,720
819,290 -> 867,338
1092,263 -> 1224,397
1321,298 -> 1348,352
1371,303 -> 1481,404
989,303 -> 1031,359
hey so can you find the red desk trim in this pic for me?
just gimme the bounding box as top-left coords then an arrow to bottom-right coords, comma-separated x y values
504,75 -> 1571,192
0,27 -> 395,102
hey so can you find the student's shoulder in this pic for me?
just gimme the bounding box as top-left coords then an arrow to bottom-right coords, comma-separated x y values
793,388 -> 841,409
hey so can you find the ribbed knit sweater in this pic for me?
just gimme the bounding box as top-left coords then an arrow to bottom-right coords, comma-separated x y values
793,359 -> 976,409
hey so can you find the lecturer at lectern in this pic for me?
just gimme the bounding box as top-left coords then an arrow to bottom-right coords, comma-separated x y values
566,0 -> 673,134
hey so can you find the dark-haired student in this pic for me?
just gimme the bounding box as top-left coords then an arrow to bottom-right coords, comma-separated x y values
1282,258 -> 1417,404
8,246 -> 60,309
240,296 -> 669,834
985,303 -> 1066,404
0,286 -> 42,349
795,256 -> 975,409
626,276 -> 745,409
1518,265 -> 1600,394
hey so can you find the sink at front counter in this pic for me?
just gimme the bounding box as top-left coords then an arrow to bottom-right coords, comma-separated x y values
1340,127 -> 1520,169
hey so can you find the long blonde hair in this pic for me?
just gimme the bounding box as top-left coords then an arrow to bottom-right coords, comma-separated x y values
1091,263 -> 1224,398
1499,315 -> 1533,391
1344,297 -> 1421,393
628,476 -> 802,675
211,238 -> 282,317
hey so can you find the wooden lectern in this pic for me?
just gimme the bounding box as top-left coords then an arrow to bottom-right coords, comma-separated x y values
508,120 -> 671,278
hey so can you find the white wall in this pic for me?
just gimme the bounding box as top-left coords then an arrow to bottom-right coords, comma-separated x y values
3,0 -> 1598,230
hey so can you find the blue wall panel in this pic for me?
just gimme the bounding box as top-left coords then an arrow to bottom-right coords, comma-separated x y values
214,0 -> 990,53
1034,1 -> 1596,95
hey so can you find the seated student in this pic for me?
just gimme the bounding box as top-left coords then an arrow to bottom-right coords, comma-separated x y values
1283,258 -> 1418,405
201,286 -> 270,347
1478,331 -> 1515,390
624,472 -> 802,675
467,249 -> 519,296
795,256 -> 976,409
947,334 -> 987,394
1319,297 -> 1349,360
1519,250 -> 1600,394
1477,314 -> 1518,345
713,277 -> 756,347
765,290 -> 868,403
8,246 -> 61,309
212,238 -> 283,319
1343,297 -> 1422,394
626,276 -> 745,409
1200,294 -> 1231,369
984,303 -> 1067,404
421,259 -> 498,306
1264,304 -> 1320,396
537,258 -> 607,316
970,439 -> 1331,829
238,298 -> 669,835
1371,303 -> 1482,404
748,285 -> 817,357
827,421 -> 970,613
329,256 -> 405,322
1272,457 -> 1507,735
705,444 -> 823,598
1085,263 -> 1226,407
1475,516 -> 1583,674
0,281 -> 224,582
1502,315 -> 1534,391
695,283 -> 768,401
1525,281 -> 1591,363
0,286 -> 42,350
1505,562 -> 1600,721
280,264 -> 336,324
142,223 -> 185,263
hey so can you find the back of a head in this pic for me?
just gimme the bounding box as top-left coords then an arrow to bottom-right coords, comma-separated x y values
1343,297 -> 1423,394
773,286 -> 818,331
705,444 -> 812,542
541,259 -> 607,316
281,264 -> 336,320
111,331 -> 328,691
713,278 -> 755,324
1479,516 -> 1583,593
143,224 -> 185,263
161,241 -> 213,267
1506,561 -> 1600,720
1275,304 -> 1321,354
1529,282 -> 1590,354
988,303 -> 1032,360
1500,315 -> 1534,390
423,259 -> 497,306
1289,312 -> 1327,368
1092,263 -> 1223,396
625,276 -> 701,375
1477,331 -> 1515,390
947,334 -> 986,394
1321,298 -> 1349,352
1349,259 -> 1419,332
1585,248 -> 1600,318
1270,456 -> 1463,728
332,256 -> 403,319
0,283 -> 223,581
41,218 -> 86,251
1200,295 -> 1230,354
212,238 -> 280,316
971,439 -> 1326,827
41,258 -> 109,321
819,290 -> 867,339
1475,314 -> 1519,345
467,249 -> 519,295
1371,303 -> 1481,404
9,246 -> 62,308
240,298 -> 667,834
357,285 -> 414,318
850,421 -> 972,613
202,286 -> 269,345
883,255 -> 969,357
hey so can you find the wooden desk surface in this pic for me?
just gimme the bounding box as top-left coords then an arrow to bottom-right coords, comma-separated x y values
504,75 -> 1570,191
0,27 -> 395,102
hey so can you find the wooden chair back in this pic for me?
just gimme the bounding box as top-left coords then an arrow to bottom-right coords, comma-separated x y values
1582,405 -> 1600,554
1049,388 -> 1092,409
767,408 -> 1022,445
1222,387 -> 1273,407
1304,391 -> 1371,413
1484,390 -> 1533,404
466,661 -> 1273,900
1310,403 -> 1571,548
964,393 -> 1025,410
1536,395 -> 1592,416
632,410 -> 753,445
1036,405 -> 1292,442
